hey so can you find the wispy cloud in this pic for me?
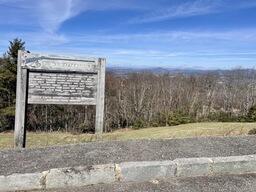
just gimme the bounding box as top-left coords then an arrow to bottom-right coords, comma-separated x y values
2,0 -> 255,40
2,28 -> 256,69
1,0 -> 256,35
63,29 -> 256,45
130,0 -> 256,23
38,0 -> 74,33
130,0 -> 217,23
2,28 -> 256,52
2,28 -> 256,61
0,1 -> 92,33
0,0 -> 150,33
0,0 -> 256,69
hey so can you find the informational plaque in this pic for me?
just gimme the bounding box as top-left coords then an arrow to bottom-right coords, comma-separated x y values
28,72 -> 97,105
14,51 -> 106,148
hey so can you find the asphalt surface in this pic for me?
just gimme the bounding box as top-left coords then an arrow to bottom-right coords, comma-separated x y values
1,136 -> 256,176
39,174 -> 256,192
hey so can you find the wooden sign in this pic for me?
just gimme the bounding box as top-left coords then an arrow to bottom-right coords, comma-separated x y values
14,51 -> 106,148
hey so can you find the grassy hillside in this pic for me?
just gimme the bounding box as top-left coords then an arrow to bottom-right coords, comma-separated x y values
0,122 -> 255,150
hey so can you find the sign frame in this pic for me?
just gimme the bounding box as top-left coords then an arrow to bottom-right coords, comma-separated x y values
14,51 -> 106,148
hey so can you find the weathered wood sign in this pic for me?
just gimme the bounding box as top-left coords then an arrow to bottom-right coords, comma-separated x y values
14,51 -> 106,148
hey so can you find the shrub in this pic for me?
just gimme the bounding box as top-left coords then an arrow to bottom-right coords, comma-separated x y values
150,112 -> 168,127
78,122 -> 94,134
167,112 -> 194,126
247,105 -> 256,122
207,112 -> 237,122
248,128 -> 256,135
133,119 -> 146,129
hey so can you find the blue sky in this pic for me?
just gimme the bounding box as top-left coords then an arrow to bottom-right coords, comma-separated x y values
1,0 -> 256,69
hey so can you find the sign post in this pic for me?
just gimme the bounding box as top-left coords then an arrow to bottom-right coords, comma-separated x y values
14,51 -> 106,148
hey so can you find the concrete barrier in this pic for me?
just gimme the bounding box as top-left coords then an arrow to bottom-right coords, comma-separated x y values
174,157 -> 213,177
0,172 -> 43,192
45,164 -> 116,189
1,154 -> 256,191
119,161 -> 176,182
212,155 -> 256,175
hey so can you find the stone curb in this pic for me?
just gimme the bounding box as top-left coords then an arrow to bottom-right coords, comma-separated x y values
1,154 -> 256,191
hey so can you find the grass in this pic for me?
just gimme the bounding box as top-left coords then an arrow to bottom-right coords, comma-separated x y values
0,122 -> 255,150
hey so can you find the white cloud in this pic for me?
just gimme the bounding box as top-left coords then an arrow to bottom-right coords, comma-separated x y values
64,29 -> 256,45
2,0 -> 256,33
130,0 -> 256,23
130,0 -> 217,23
37,0 -> 84,33
2,27 -> 256,51
0,0 -> 151,33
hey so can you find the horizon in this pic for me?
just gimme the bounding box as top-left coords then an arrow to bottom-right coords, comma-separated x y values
107,65 -> 256,72
0,0 -> 256,69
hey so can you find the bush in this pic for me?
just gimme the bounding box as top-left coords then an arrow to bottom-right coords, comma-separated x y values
167,112 -> 194,126
247,105 -> 256,122
150,112 -> 168,127
236,115 -> 248,122
133,119 -> 147,129
248,128 -> 256,135
78,122 -> 94,134
207,112 -> 237,122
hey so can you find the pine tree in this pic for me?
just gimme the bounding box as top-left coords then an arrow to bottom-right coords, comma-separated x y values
0,38 -> 25,131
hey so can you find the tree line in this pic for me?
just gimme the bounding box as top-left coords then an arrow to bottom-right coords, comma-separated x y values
1,39 -> 256,133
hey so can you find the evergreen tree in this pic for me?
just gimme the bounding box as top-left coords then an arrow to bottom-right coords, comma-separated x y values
0,38 -> 25,131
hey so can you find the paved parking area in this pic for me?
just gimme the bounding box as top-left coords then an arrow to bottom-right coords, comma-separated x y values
1,136 -> 256,175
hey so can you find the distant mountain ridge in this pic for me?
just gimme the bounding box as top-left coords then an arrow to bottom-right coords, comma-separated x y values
107,66 -> 255,75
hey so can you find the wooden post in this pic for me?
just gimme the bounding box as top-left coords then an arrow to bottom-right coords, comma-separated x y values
95,58 -> 106,134
14,51 -> 28,148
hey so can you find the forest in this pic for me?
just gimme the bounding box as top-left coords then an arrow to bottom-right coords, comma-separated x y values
1,39 -> 256,133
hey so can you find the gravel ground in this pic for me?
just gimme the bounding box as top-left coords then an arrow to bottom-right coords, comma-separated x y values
1,136 -> 256,175
39,174 -> 256,192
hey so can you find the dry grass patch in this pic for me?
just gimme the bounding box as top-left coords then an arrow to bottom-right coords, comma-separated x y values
0,122 -> 255,150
